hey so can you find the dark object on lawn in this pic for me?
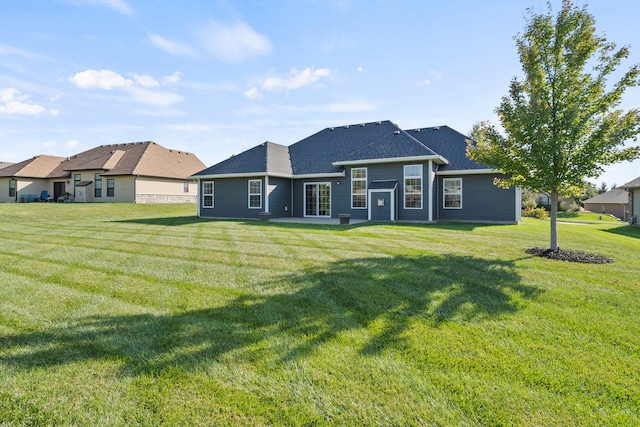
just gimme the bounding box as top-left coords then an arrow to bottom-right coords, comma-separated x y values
525,248 -> 613,264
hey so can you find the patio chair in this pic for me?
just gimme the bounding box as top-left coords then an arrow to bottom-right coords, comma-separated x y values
40,190 -> 54,202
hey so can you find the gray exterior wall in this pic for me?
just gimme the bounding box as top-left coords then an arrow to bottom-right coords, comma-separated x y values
199,176 -> 292,219
291,162 -> 433,220
267,176 -> 292,218
198,169 -> 518,223
435,174 -> 518,223
631,188 -> 639,225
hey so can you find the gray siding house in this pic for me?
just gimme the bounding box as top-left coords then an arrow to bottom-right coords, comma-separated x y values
191,121 -> 521,223
621,176 -> 640,225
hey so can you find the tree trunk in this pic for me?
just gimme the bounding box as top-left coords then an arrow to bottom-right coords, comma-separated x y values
550,190 -> 558,251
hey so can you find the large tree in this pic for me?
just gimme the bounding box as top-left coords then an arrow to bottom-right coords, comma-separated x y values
468,1 -> 640,250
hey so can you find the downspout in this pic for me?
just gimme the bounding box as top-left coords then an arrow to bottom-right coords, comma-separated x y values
428,160 -> 434,222
265,175 -> 270,213
196,178 -> 201,218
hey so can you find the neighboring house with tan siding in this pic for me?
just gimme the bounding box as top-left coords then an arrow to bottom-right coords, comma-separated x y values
0,141 -> 206,204
583,188 -> 629,220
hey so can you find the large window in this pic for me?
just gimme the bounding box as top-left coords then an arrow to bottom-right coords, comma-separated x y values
351,167 -> 367,208
106,179 -> 115,197
443,178 -> 462,209
248,179 -> 262,209
404,165 -> 422,209
202,181 -> 214,207
94,173 -> 102,198
9,179 -> 16,198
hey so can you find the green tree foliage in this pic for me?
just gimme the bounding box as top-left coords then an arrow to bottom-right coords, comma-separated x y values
597,181 -> 608,194
468,0 -> 640,250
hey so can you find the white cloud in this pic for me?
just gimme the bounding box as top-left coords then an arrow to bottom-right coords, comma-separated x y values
162,72 -> 183,85
132,73 -> 159,88
43,140 -> 57,148
149,34 -> 198,57
70,69 -> 184,107
70,0 -> 134,17
421,79 -> 431,85
357,66 -> 363,72
128,86 -> 184,107
70,69 -> 133,90
244,87 -> 262,100
197,20 -> 272,63
262,67 -> 331,92
0,87 -> 55,116
67,140 -> 80,149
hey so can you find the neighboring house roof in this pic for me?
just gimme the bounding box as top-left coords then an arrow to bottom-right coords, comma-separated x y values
193,120 -> 480,179
0,161 -> 15,170
45,141 -> 206,180
0,155 -> 65,178
583,188 -> 629,204
621,176 -> 640,189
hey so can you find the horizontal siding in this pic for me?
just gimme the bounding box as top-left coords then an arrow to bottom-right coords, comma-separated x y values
199,177 -> 264,219
436,174 -> 517,222
267,177 -> 292,218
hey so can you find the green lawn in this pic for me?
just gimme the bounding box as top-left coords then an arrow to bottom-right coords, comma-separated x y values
0,203 -> 638,426
557,211 -> 622,223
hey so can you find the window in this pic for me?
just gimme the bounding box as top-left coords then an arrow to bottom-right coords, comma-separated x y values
9,179 -> 16,198
74,174 -> 81,197
106,179 -> 115,197
202,181 -> 214,207
443,178 -> 462,209
248,179 -> 262,209
94,173 -> 102,198
184,181 -> 189,193
351,167 -> 367,208
404,165 -> 422,209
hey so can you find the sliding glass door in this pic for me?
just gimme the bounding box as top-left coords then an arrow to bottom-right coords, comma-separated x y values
304,183 -> 331,217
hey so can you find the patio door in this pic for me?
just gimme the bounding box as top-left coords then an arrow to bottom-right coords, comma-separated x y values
304,183 -> 331,217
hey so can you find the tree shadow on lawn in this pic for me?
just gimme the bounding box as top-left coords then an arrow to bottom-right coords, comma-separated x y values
112,215 -> 204,226
602,225 -> 640,239
0,254 -> 541,376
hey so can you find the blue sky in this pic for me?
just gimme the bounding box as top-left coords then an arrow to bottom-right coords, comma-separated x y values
1,0 -> 639,187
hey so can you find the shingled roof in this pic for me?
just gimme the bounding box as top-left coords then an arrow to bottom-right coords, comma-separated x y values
406,126 -> 490,171
621,176 -> 640,189
584,188 -> 629,204
45,141 -> 206,179
0,155 -> 65,178
193,120 -> 477,179
194,141 -> 292,177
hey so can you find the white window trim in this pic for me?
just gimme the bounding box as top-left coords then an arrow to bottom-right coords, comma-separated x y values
443,177 -> 462,209
303,182 -> 331,218
248,179 -> 262,209
404,164 -> 423,210
351,167 -> 367,209
202,181 -> 214,208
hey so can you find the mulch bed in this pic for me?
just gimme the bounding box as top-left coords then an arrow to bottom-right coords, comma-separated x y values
525,248 -> 613,264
